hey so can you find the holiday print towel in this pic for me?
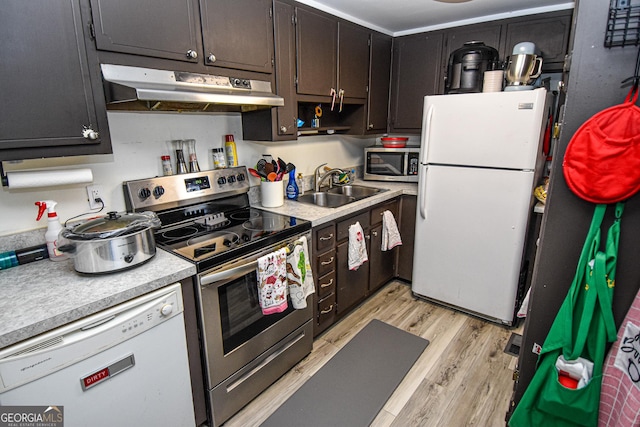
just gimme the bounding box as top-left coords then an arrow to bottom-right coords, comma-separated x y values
256,248 -> 288,315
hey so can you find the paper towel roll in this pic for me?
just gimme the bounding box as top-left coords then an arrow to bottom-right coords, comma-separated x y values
6,168 -> 93,189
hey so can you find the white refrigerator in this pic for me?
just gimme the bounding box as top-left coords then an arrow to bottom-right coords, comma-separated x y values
411,88 -> 549,325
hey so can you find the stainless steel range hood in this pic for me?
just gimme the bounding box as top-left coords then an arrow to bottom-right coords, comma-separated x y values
101,64 -> 284,112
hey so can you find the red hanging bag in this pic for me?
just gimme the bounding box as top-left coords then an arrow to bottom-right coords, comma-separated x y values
563,88 -> 640,203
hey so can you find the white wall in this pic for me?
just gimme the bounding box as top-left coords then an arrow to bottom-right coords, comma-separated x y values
1,112 -> 373,236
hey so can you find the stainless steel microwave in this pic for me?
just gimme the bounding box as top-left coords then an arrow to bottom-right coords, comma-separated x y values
364,147 -> 420,182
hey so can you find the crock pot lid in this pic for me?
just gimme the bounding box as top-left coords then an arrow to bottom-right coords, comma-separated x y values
67,211 -> 160,239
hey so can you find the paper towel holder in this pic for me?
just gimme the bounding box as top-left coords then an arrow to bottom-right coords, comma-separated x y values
1,163 -> 7,187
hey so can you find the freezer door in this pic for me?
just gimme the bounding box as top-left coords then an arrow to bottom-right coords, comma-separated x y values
413,164 -> 534,324
420,89 -> 548,170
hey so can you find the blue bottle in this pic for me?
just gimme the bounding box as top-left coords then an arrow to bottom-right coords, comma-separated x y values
286,169 -> 299,199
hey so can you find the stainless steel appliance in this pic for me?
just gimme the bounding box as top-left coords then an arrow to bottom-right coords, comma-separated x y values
364,146 -> 420,182
505,42 -> 543,91
445,41 -> 499,94
123,167 -> 313,427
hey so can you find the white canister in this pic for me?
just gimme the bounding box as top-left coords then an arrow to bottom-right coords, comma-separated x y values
261,181 -> 284,207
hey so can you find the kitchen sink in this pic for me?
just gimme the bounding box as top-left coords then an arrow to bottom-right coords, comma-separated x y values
295,185 -> 386,208
296,192 -> 356,208
326,185 -> 384,199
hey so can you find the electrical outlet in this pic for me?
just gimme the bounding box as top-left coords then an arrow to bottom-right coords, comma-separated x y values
86,185 -> 104,209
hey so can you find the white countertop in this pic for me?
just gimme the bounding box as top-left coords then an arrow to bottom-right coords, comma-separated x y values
0,179 -> 417,350
0,248 -> 195,350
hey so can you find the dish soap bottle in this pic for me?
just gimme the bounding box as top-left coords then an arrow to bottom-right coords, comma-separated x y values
225,134 -> 238,167
35,200 -> 67,261
286,169 -> 299,199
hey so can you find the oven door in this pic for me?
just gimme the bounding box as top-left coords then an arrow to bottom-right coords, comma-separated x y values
197,241 -> 313,389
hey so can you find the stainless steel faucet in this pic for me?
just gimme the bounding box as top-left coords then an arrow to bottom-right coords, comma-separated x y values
314,163 -> 346,192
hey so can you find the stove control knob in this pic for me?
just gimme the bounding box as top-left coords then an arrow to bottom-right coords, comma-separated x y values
153,186 -> 165,198
237,173 -> 246,181
160,303 -> 174,316
228,175 -> 236,183
217,176 -> 227,185
242,234 -> 250,242
138,188 -> 151,200
124,254 -> 134,263
223,238 -> 233,247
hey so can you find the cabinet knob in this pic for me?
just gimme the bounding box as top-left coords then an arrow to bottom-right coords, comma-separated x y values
368,123 -> 374,129
207,53 -> 216,63
320,304 -> 334,314
280,125 -> 288,133
320,278 -> 334,288
319,233 -> 334,241
372,230 -> 378,237
320,257 -> 334,266
186,49 -> 198,59
82,126 -> 99,140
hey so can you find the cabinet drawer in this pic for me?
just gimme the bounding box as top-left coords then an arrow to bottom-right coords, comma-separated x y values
316,270 -> 336,299
317,293 -> 336,326
314,223 -> 336,253
337,212 -> 370,241
371,199 -> 399,225
315,249 -> 336,277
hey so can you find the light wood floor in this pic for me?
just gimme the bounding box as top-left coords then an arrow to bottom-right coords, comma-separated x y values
224,281 -> 522,427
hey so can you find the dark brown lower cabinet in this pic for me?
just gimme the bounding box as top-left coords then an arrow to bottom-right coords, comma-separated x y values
312,198 -> 399,336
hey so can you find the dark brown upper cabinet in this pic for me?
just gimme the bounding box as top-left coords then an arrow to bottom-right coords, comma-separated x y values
441,22 -> 502,93
295,7 -> 338,97
90,0 -> 203,63
200,0 -> 274,73
295,7 -> 369,101
0,0 -> 111,161
389,32 -> 444,133
501,10 -> 572,72
242,0 -> 297,141
338,22 -> 370,100
366,32 -> 392,134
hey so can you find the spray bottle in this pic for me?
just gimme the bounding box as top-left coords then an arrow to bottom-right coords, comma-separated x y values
36,200 -> 67,261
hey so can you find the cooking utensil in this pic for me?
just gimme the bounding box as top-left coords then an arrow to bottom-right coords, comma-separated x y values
285,163 -> 295,173
248,168 -> 265,180
267,172 -> 278,182
264,162 -> 275,174
58,211 -> 160,274
256,159 -> 267,171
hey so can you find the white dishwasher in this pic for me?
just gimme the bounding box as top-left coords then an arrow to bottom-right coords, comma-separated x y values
0,283 -> 195,427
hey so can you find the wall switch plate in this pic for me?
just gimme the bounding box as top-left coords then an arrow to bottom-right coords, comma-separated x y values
86,185 -> 104,209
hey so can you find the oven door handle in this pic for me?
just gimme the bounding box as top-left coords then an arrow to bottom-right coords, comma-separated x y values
200,259 -> 258,286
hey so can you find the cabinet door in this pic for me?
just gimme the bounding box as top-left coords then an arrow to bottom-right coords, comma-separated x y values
396,195 -> 416,281
274,0 -> 297,137
200,0 -> 274,73
503,11 -> 572,72
367,32 -> 392,134
369,224 -> 396,292
295,7 -> 337,96
338,22 -> 370,99
0,0 -> 111,161
336,240 -> 369,314
442,23 -> 502,93
389,32 -> 443,133
90,0 -> 202,63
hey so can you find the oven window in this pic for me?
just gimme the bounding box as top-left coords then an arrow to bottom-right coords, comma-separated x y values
367,152 -> 405,176
218,270 -> 294,354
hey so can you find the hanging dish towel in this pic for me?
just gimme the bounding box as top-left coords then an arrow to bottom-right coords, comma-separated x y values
599,286 -> 640,427
286,236 -> 315,309
256,248 -> 288,315
381,210 -> 402,251
348,221 -> 368,271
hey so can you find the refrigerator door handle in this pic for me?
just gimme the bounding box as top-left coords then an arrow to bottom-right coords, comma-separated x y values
421,104 -> 435,165
419,165 -> 428,220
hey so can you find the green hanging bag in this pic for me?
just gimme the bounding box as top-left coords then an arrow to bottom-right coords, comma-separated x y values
509,203 -> 623,427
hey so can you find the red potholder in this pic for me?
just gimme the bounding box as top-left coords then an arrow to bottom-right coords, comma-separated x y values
563,88 -> 640,203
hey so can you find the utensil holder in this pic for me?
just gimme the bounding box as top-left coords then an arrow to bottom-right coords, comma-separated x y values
261,181 -> 284,207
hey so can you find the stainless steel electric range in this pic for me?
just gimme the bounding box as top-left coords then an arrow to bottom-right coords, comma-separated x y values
123,167 -> 313,427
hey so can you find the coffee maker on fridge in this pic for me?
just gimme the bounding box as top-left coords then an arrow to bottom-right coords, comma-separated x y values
504,42 -> 543,91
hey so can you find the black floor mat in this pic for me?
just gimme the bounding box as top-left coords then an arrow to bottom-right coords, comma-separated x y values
504,332 -> 522,357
